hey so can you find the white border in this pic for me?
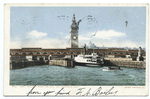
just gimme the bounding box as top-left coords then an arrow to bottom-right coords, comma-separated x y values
3,3 -> 149,97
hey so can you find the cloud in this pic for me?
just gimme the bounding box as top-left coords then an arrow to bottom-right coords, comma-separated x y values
79,35 -> 90,41
10,29 -> 144,49
10,39 -> 144,49
10,30 -> 69,49
10,39 -> 70,49
64,35 -> 69,39
91,40 -> 140,48
91,30 -> 126,39
10,42 -> 21,49
27,30 -> 47,38
78,30 -> 144,48
55,31 -> 64,34
65,29 -> 126,41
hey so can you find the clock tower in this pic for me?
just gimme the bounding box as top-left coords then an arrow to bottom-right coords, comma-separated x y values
70,14 -> 81,48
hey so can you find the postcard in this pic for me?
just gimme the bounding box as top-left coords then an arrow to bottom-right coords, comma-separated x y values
4,3 -> 149,96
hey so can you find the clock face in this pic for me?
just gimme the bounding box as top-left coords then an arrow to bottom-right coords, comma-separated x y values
73,36 -> 77,40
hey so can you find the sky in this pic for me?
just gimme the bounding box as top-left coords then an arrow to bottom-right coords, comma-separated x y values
10,6 -> 146,49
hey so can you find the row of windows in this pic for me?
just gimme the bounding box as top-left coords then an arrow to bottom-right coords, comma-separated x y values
87,60 -> 97,62
95,52 -> 138,55
11,52 -> 81,55
32,56 -> 49,60
10,52 -> 140,55
87,52 -> 138,55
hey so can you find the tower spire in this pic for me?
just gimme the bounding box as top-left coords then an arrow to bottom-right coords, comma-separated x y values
72,14 -> 76,23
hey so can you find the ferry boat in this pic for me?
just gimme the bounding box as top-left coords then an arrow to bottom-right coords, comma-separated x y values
74,53 -> 104,67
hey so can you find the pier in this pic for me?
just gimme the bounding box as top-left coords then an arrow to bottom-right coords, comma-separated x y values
10,60 -> 49,69
10,47 -> 146,69
104,58 -> 146,69
49,59 -> 74,67
10,59 -> 75,69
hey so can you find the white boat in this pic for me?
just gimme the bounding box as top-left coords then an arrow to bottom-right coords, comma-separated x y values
74,53 -> 104,67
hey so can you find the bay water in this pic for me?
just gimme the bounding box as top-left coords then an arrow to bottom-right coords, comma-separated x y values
10,65 -> 145,85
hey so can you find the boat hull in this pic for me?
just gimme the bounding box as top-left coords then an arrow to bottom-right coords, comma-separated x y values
74,61 -> 103,67
103,69 -> 122,71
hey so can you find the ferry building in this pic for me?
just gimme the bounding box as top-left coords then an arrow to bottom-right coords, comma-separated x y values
10,14 -> 145,62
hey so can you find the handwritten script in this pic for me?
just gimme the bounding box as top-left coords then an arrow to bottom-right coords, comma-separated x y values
27,85 -> 118,96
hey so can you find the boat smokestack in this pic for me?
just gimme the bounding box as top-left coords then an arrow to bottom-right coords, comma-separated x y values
83,44 -> 86,55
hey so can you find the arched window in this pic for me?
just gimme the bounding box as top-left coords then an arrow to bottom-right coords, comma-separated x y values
63,52 -> 67,54
50,52 -> 54,54
29,52 -> 33,55
15,53 -> 19,55
57,52 -> 60,54
22,53 -> 26,55
77,52 -> 80,54
43,52 -> 47,54
36,52 -> 40,54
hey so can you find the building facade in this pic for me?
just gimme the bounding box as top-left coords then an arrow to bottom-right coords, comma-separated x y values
10,47 -> 146,62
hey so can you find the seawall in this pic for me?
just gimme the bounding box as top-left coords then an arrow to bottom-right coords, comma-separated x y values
104,58 -> 146,69
49,60 -> 74,67
10,60 -> 49,69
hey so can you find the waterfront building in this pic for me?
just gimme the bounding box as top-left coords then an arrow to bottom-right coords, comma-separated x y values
10,14 -> 145,62
10,47 -> 145,62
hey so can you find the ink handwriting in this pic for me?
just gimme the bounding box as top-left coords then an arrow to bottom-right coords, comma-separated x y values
27,85 -> 118,96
